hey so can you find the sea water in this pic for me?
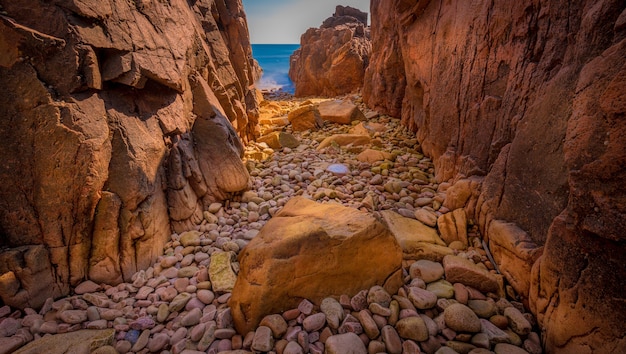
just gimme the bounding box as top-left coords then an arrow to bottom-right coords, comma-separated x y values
252,44 -> 299,94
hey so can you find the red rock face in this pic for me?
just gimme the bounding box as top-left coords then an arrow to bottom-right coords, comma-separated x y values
0,0 -> 261,308
365,0 -> 626,352
289,6 -> 371,97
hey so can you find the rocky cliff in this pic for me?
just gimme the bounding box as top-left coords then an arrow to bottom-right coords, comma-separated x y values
289,5 -> 371,97
365,0 -> 626,352
0,0 -> 261,309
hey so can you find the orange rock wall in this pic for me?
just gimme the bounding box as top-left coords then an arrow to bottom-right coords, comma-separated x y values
364,0 -> 626,352
0,0 -> 260,308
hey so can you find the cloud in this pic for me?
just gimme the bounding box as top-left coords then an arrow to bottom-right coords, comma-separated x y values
243,0 -> 370,44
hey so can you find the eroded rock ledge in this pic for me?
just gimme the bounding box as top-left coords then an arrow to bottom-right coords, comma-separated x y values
0,0 -> 261,309
364,0 -> 626,352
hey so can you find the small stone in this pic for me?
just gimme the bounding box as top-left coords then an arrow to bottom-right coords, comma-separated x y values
181,308 -> 202,327
523,332 -> 543,354
169,293 -> 192,312
284,340 -> 305,354
444,303 -> 481,333
504,307 -> 532,336
350,290 -> 368,311
453,283 -> 469,304
356,310 -> 379,339
325,332 -> 367,354
252,326 -> 274,352
130,329 -> 150,352
410,259 -> 444,282
446,340 -> 477,353
471,332 -> 491,349
395,316 -> 429,342
209,251 -> 237,293
494,343 -> 531,354
74,280 -> 101,294
259,314 -> 288,338
208,203 -> 223,214
0,317 -> 21,337
367,285 -> 391,307
321,297 -> 344,329
197,322 -> 217,351
426,280 -> 455,299
480,319 -> 511,344
448,240 -> 466,250
443,255 -> 501,295
157,303 -> 170,323
407,286 -> 438,309
380,325 -> 402,354
197,289 -> 215,304
178,266 -> 199,278
215,328 -> 237,339
468,300 -> 498,319
130,316 -> 155,330
369,302 -> 391,317
91,346 -> 118,354
148,333 -> 169,352
303,313 -> 326,332
180,230 -> 202,247
58,310 -> 88,324
327,164 -> 350,176
414,208 -> 438,227
114,339 -> 133,353
368,340 -> 386,354
298,299 -> 315,315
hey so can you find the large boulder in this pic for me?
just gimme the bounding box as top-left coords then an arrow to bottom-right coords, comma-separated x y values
379,210 -> 452,261
289,6 -> 371,97
229,197 -> 404,334
365,1 -> 626,351
318,100 -> 366,124
0,0 -> 261,308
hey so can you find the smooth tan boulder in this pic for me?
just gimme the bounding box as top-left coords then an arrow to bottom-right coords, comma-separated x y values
380,210 -> 449,261
317,100 -> 366,124
443,255 -> 504,296
287,105 -> 323,131
229,197 -> 403,334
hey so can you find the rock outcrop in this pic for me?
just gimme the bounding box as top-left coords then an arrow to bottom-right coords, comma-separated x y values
0,0 -> 261,309
365,0 -> 626,352
289,5 -> 371,97
229,197 -> 404,334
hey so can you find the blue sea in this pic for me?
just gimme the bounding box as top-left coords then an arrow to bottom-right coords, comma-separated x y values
252,44 -> 300,94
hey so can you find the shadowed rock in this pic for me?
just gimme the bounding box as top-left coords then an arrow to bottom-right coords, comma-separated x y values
364,1 -> 626,351
0,0 -> 261,309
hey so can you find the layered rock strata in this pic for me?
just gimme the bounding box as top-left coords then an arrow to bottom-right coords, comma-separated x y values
364,0 -> 626,352
289,5 -> 371,97
0,0 -> 261,309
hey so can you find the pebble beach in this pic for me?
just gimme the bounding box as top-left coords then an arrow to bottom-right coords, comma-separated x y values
0,95 -> 542,354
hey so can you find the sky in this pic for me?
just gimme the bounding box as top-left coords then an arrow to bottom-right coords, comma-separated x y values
242,0 -> 370,44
